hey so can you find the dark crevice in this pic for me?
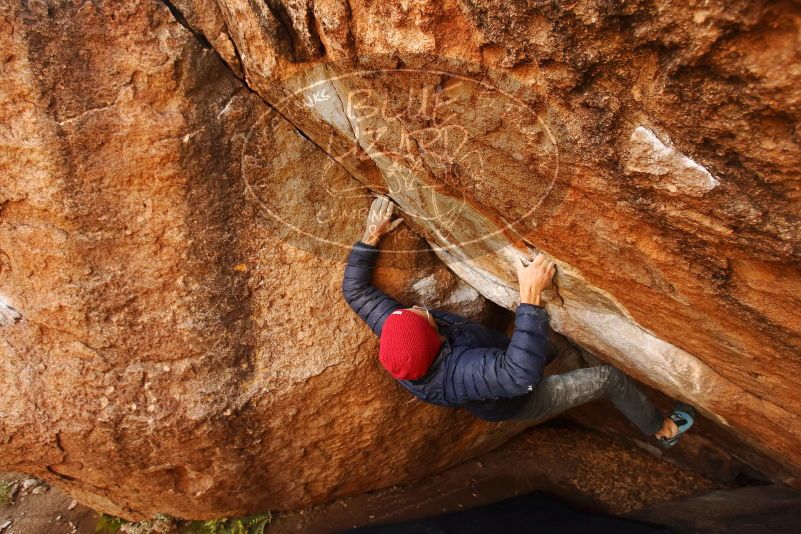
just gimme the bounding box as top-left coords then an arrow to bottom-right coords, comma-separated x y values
263,0 -> 298,60
228,34 -> 247,80
46,466 -> 77,482
155,0 -> 317,139
158,0 -> 257,97
160,0 -> 211,50
262,0 -> 324,61
293,126 -> 316,146
153,0 -> 409,233
340,0 -> 357,54
306,4 -> 326,58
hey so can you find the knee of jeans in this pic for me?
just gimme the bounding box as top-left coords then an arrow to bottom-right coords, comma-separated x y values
599,364 -> 626,393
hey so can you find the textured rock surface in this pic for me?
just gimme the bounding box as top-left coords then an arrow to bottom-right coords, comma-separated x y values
629,485 -> 801,534
0,0 -> 514,519
267,425 -> 719,534
168,0 -> 801,484
1,0 -> 800,521
0,424 -> 720,533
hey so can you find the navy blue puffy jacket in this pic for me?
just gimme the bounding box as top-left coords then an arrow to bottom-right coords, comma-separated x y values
342,241 -> 555,421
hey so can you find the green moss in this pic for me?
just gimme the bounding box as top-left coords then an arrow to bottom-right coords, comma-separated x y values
185,513 -> 271,534
94,511 -> 271,534
0,481 -> 13,506
96,514 -> 127,533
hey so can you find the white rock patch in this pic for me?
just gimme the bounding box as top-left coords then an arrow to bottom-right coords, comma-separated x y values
626,126 -> 719,196
411,274 -> 438,301
444,283 -> 480,306
306,77 -> 356,137
0,296 -> 21,326
427,236 -> 519,309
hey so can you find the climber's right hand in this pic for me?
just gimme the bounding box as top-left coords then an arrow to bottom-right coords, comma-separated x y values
362,196 -> 404,246
516,252 -> 555,307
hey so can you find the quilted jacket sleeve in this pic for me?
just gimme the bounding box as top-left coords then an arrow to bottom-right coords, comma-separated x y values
341,241 -> 403,336
444,303 -> 554,402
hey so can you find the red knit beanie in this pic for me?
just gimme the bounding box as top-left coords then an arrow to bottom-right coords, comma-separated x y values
379,309 -> 442,380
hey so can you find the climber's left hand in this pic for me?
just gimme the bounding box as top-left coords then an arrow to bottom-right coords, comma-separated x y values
362,196 -> 403,246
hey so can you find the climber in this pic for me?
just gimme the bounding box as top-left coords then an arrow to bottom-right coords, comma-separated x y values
342,196 -> 695,447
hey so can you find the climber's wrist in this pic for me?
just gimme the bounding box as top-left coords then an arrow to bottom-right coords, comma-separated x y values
520,289 -> 542,306
361,230 -> 380,246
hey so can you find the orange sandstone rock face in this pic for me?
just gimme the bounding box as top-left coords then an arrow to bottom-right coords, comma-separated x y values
175,0 -> 801,481
1,0 -> 800,520
0,0 -> 511,519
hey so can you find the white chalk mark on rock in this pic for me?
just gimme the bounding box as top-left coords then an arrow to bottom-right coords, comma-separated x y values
0,296 -> 21,326
444,283 -> 480,306
310,74 -> 356,137
626,126 -> 719,196
217,93 -> 238,118
56,103 -> 115,126
411,274 -> 438,300
182,127 -> 205,143
427,235 -> 519,308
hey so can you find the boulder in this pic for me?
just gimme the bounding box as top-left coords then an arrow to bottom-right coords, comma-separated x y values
172,0 -> 801,485
2,0 -> 800,520
169,0 -> 801,484
0,0 -> 513,519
